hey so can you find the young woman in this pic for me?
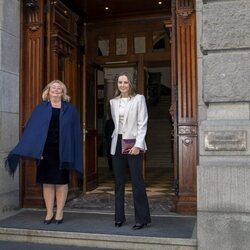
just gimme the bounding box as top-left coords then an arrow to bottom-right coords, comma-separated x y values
110,72 -> 151,230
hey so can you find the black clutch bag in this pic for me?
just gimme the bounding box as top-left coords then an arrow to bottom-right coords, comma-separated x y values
121,139 -> 144,154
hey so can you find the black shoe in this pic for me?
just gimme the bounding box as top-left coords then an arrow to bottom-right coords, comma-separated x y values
54,218 -> 63,224
132,223 -> 147,230
44,215 -> 54,225
115,221 -> 124,227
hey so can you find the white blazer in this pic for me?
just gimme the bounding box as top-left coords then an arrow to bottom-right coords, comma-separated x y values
109,94 -> 148,155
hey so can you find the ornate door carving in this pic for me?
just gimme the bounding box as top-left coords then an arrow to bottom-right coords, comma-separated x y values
175,0 -> 197,213
166,0 -> 197,214
21,0 -> 45,207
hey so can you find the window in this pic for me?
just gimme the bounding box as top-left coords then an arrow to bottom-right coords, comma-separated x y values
116,34 -> 127,55
153,31 -> 165,52
134,33 -> 146,54
98,36 -> 109,56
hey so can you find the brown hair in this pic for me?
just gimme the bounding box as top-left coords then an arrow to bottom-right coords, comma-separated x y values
42,80 -> 70,102
113,72 -> 137,98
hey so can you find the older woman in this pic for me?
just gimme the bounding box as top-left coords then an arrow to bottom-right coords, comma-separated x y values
5,80 -> 83,225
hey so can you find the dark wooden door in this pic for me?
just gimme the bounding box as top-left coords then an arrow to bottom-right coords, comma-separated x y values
21,0 -> 81,207
165,0 -> 197,214
175,0 -> 197,214
21,0 -> 45,207
82,63 -> 98,192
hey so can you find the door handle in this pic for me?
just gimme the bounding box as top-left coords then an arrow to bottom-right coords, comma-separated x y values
83,123 -> 88,142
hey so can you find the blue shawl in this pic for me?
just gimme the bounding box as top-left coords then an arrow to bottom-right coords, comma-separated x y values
5,101 -> 83,177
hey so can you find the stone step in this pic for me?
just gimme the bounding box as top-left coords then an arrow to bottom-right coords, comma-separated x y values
0,227 -> 197,250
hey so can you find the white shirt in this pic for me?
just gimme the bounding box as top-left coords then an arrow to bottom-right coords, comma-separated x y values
118,97 -> 130,134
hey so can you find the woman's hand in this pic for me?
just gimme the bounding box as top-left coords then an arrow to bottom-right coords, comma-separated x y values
129,146 -> 140,155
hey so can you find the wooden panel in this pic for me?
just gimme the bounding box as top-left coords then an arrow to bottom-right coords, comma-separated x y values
165,7 -> 179,207
178,126 -> 197,194
53,1 -> 71,33
177,126 -> 197,213
84,65 -> 98,191
85,129 -> 98,191
176,0 -> 197,124
21,0 -> 45,207
175,0 -> 197,214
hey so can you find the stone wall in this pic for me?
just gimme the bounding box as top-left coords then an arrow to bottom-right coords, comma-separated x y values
0,0 -> 20,216
197,0 -> 250,249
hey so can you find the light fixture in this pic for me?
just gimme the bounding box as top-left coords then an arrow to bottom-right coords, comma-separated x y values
158,1 -> 162,5
105,6 -> 109,10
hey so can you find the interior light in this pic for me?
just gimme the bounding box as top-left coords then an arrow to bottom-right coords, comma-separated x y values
105,7 -> 109,10
158,1 -> 162,4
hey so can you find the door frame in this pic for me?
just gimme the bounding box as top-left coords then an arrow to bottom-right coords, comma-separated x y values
20,0 -> 198,214
167,0 -> 198,214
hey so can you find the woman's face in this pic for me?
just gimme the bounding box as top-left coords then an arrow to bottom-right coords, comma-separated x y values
117,75 -> 130,97
49,82 -> 63,100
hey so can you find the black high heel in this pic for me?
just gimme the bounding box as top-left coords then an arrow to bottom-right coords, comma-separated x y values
43,215 -> 54,225
132,223 -> 148,230
115,221 -> 124,227
54,218 -> 64,224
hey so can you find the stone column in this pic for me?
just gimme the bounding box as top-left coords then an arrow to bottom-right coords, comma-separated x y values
0,0 -> 20,216
197,0 -> 250,249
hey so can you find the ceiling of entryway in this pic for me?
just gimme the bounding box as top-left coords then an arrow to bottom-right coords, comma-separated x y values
69,0 -> 171,20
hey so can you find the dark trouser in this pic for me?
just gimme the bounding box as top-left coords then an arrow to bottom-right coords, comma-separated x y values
112,135 -> 151,224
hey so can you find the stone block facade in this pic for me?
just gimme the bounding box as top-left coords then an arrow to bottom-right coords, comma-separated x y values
0,0 -> 20,216
197,0 -> 250,249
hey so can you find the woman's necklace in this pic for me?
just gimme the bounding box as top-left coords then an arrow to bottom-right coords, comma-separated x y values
51,101 -> 61,108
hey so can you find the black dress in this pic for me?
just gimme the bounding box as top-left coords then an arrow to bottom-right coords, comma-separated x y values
36,108 -> 69,184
